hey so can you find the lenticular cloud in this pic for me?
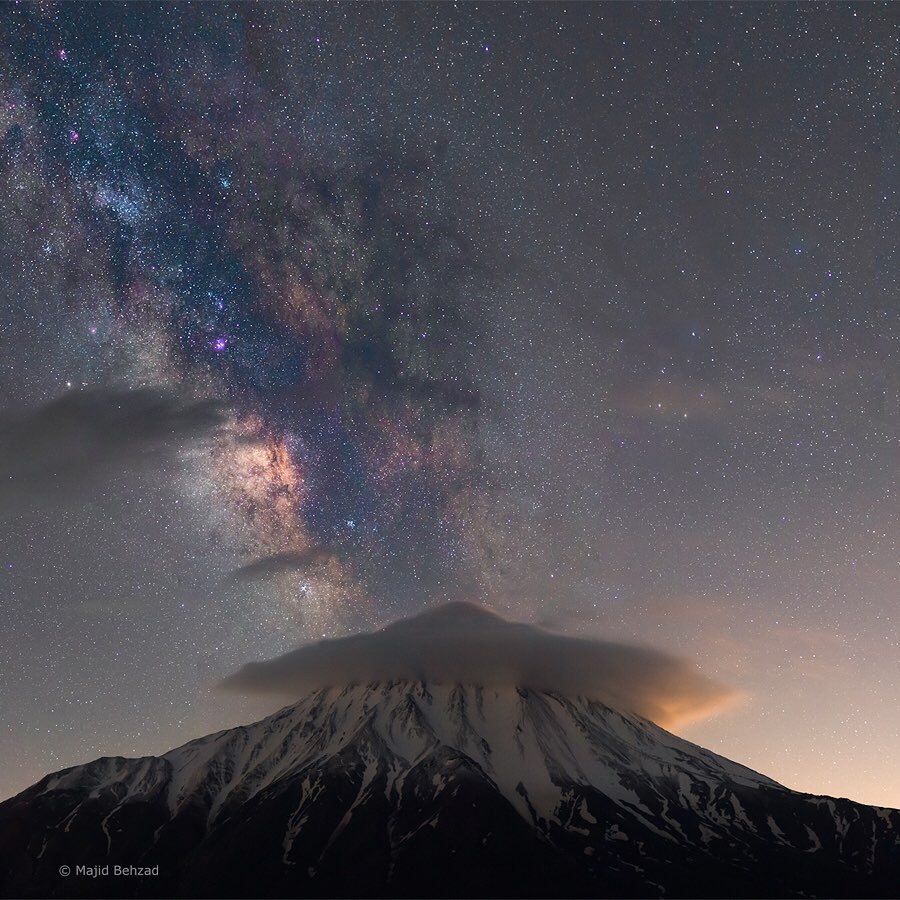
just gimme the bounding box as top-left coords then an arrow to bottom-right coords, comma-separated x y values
220,602 -> 737,728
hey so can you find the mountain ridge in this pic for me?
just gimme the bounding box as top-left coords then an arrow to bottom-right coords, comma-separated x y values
0,681 -> 897,898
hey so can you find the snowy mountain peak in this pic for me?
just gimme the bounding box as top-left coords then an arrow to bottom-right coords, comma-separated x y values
1,680 -> 898,898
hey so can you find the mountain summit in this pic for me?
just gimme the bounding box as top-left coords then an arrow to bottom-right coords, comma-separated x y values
0,679 -> 897,898
220,601 -> 736,729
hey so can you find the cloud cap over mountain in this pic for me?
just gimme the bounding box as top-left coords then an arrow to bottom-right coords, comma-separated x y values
220,602 -> 737,728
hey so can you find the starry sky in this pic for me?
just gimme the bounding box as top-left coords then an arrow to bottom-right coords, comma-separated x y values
0,3 -> 897,807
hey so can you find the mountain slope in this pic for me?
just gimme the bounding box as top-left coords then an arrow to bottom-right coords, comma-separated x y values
0,682 -> 897,898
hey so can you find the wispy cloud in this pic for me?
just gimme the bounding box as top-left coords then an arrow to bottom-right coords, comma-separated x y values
227,548 -> 338,584
0,386 -> 224,502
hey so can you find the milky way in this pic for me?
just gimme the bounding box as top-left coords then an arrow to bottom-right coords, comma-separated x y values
2,3 -> 500,629
0,4 -> 897,808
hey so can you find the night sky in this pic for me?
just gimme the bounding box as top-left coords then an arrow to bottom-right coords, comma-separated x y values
0,3 -> 897,807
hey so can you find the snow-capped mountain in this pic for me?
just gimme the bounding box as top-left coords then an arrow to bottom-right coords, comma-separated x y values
0,680 -> 897,898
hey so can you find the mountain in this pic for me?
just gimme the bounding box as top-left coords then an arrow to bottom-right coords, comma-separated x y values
0,680 -> 897,899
